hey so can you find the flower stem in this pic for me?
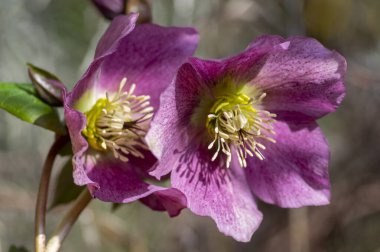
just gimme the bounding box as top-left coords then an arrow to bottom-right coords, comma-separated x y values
35,135 -> 68,252
289,207 -> 310,252
45,189 -> 92,252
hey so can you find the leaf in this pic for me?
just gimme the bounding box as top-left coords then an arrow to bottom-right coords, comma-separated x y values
50,159 -> 84,209
8,245 -> 29,252
0,82 -> 65,133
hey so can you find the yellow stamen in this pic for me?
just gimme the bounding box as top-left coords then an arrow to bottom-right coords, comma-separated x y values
82,77 -> 153,162
206,87 -> 276,168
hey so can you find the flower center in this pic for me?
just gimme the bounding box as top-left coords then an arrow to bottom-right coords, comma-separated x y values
206,88 -> 276,168
82,78 -> 153,162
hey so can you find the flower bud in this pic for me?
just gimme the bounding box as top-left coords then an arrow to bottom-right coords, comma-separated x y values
27,63 -> 64,106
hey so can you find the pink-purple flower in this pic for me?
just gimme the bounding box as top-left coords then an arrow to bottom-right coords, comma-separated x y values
146,35 -> 346,240
63,13 -> 198,216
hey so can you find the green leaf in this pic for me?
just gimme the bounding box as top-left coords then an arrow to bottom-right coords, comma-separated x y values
50,159 -> 84,210
0,82 -> 65,133
8,245 -> 29,252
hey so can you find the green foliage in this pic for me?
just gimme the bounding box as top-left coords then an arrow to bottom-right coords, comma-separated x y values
8,245 -> 29,252
0,82 -> 65,133
50,159 -> 84,209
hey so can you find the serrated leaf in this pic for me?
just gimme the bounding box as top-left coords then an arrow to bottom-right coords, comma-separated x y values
0,82 -> 65,133
8,245 -> 29,252
50,159 -> 84,210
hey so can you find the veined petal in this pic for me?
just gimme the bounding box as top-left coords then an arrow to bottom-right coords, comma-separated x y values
97,24 -> 199,109
170,145 -> 262,242
251,36 -> 346,121
146,81 -> 196,178
246,121 -> 330,208
86,157 -> 178,204
140,188 -> 187,217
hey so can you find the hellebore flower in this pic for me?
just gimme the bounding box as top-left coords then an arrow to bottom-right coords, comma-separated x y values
147,35 -> 346,240
63,13 -> 198,216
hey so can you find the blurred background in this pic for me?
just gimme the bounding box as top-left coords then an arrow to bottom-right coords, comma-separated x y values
1,0 -> 380,251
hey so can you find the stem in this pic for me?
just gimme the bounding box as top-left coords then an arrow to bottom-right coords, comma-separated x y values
45,189 -> 92,252
126,0 -> 152,24
35,135 -> 68,252
289,207 -> 310,252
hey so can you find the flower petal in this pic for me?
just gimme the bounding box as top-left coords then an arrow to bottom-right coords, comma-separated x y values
224,35 -> 287,83
64,104 -> 94,186
140,188 -> 187,217
246,121 -> 330,208
251,36 -> 346,121
146,80 -> 198,178
86,158 -> 179,204
97,24 -> 199,109
95,14 -> 138,59
169,145 -> 262,242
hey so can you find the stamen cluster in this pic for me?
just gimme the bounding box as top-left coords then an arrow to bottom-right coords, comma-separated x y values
83,78 -> 153,162
207,91 -> 276,168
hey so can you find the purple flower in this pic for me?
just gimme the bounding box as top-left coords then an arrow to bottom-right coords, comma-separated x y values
63,13 -> 198,216
146,35 -> 346,240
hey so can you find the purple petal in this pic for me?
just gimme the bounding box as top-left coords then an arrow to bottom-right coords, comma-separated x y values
97,24 -> 198,109
224,35 -> 288,83
146,82 -> 194,178
250,36 -> 346,121
169,145 -> 262,242
140,188 -> 187,217
246,121 -> 330,208
63,104 -> 94,186
95,14 -> 138,59
86,158 -> 177,203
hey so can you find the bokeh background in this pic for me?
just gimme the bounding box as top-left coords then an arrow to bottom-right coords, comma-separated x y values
1,0 -> 380,251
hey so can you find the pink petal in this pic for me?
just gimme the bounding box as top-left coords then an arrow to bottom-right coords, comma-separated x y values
246,121 -> 331,208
